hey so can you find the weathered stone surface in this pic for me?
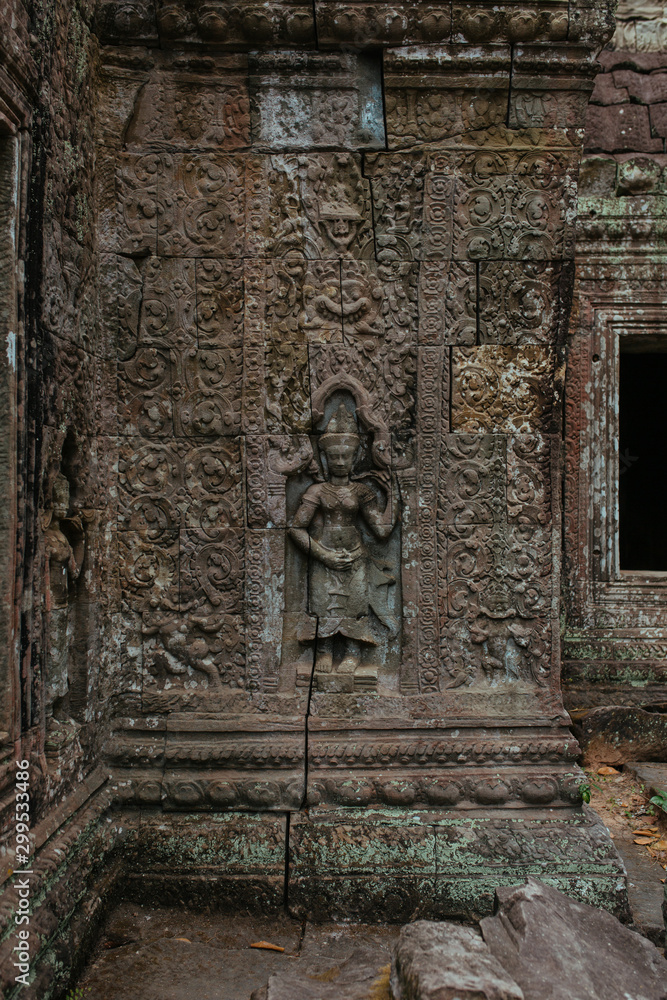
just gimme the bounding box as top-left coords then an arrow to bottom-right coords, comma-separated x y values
0,0 -> 639,995
392,921 -> 523,1000
384,46 -> 510,148
250,51 -> 385,151
264,948 -> 391,1000
481,879 -> 667,1000
367,137 -> 579,262
573,707 -> 667,766
451,346 -> 556,433
585,103 -> 663,153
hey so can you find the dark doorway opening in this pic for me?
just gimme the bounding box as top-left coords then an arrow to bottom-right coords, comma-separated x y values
619,346 -> 667,571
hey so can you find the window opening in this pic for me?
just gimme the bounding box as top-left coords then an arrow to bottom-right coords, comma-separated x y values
619,340 -> 667,572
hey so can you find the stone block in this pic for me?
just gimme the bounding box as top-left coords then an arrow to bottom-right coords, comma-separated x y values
391,921 -> 524,1000
95,0 -> 158,44
480,878 -> 667,1000
616,156 -> 665,195
249,50 -> 384,151
574,708 -> 667,767
612,68 -> 667,105
246,153 -> 375,259
118,437 -> 242,535
368,142 -> 578,261
245,259 -> 344,345
589,73 -> 629,105
123,55 -> 250,150
157,152 -> 246,257
577,156 -> 617,197
179,526 -> 244,614
309,342 -> 417,432
452,3 -> 570,45
441,609 -> 552,691
507,434 -> 553,525
134,811 -> 288,875
418,261 -> 477,344
118,529 -> 180,612
97,151 -> 160,255
599,50 -> 667,73
442,518 -> 552,622
341,260 -> 419,346
584,104 -> 663,153
315,2 -> 452,48
156,1 -> 316,49
509,45 -> 595,131
245,530 -> 287,692
650,102 -> 667,139
439,433 -> 507,526
451,346 -> 555,434
478,261 -> 563,345
137,256 -> 197,352
140,609 -> 247,707
384,45 -> 510,148
195,259 -> 244,348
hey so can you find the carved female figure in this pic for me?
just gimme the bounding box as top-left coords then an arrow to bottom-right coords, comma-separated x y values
289,403 -> 398,678
43,471 -> 85,719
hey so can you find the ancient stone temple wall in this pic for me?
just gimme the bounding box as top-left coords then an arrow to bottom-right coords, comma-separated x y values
0,2 -> 636,997
0,2 -> 126,996
92,0 -> 624,922
563,0 -> 667,713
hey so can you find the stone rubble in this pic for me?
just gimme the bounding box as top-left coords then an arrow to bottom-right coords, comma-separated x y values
391,920 -> 524,1000
480,879 -> 667,1000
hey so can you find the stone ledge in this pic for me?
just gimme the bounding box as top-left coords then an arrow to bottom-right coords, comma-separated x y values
93,0 -> 615,51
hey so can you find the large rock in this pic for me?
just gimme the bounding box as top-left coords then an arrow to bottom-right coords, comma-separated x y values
572,707 -> 667,766
391,921 -> 524,1000
480,879 -> 667,1000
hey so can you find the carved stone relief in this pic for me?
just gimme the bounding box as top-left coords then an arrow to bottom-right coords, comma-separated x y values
90,25 -> 601,818
280,385 -> 404,695
367,139 -> 579,261
249,51 -> 385,151
248,153 -> 375,259
43,471 -> 86,718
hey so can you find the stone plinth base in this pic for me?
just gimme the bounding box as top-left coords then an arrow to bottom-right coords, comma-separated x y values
1,800 -> 628,1000
287,806 -> 628,922
119,806 -> 628,924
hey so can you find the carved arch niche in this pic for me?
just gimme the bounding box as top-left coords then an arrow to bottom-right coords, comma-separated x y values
275,373 -> 405,695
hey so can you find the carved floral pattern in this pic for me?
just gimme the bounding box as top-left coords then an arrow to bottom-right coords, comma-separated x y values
367,146 -> 578,261
157,153 -> 245,257
452,346 -> 554,433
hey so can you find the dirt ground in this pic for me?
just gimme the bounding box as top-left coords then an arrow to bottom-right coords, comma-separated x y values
74,909 -> 397,1000
585,765 -> 667,944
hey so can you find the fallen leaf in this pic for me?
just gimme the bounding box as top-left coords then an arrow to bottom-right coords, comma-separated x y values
250,941 -> 285,953
634,836 -> 656,845
174,938 -> 191,943
632,828 -> 658,836
597,766 -> 620,775
652,838 -> 667,851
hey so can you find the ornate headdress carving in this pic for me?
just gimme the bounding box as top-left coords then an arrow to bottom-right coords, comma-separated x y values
51,472 -> 70,514
319,403 -> 360,450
